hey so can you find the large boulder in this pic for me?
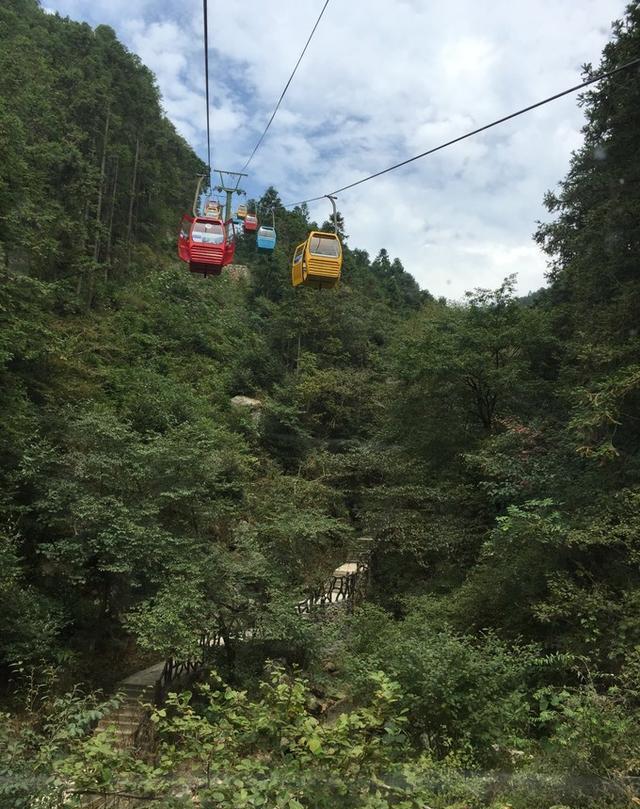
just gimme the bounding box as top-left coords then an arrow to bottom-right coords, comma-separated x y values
231,395 -> 262,423
230,395 -> 262,410
226,264 -> 250,281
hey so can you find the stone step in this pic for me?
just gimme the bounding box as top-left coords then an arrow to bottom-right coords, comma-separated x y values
114,698 -> 145,710
113,727 -> 138,738
96,723 -> 141,739
81,796 -> 107,809
117,684 -> 151,697
117,693 -> 145,703
115,706 -> 141,716
97,716 -> 141,729
109,724 -> 138,736
120,692 -> 151,704
115,696 -> 151,708
104,715 -> 143,729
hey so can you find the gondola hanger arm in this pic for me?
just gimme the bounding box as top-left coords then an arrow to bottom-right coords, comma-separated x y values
327,195 -> 338,235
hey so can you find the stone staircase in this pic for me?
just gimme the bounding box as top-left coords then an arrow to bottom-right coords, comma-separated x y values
93,661 -> 164,748
76,544 -> 372,807
79,665 -> 165,807
95,683 -> 148,748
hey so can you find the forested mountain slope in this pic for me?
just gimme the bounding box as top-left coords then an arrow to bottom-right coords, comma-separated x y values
1,2 -> 640,808
0,0 -> 203,294
0,0 -> 422,681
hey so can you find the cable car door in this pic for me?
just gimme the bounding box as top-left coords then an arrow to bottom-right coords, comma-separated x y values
292,242 -> 305,286
178,215 -> 192,262
224,220 -> 237,264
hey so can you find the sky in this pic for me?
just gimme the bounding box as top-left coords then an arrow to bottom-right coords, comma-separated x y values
43,0 -> 625,298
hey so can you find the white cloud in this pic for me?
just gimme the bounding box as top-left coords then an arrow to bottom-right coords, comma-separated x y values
44,0 -> 626,298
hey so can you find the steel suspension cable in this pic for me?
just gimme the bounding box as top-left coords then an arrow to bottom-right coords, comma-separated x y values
239,0 -> 331,173
203,0 -> 213,187
283,55 -> 640,208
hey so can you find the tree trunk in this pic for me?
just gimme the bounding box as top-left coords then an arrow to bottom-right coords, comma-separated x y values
93,105 -> 111,264
104,155 -> 119,280
1,240 -> 9,279
295,332 -> 302,374
76,145 -> 95,299
126,137 -> 140,270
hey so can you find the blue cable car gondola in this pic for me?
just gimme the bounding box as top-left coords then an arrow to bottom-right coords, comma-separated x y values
256,209 -> 276,250
257,225 -> 276,250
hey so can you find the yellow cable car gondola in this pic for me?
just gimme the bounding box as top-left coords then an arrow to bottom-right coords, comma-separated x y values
291,196 -> 342,289
236,203 -> 248,219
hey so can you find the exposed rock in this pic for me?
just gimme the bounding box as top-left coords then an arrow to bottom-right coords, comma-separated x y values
231,395 -> 262,410
226,264 -> 250,281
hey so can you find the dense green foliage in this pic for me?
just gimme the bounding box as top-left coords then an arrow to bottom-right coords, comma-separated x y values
0,0 -> 422,680
0,0 -> 203,294
2,1 -> 640,808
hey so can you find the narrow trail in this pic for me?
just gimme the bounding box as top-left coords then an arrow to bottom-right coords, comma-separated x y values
94,544 -> 371,753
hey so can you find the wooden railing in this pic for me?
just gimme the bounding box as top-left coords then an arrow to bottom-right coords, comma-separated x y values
79,541 -> 373,808
295,557 -> 369,614
158,630 -> 220,691
157,538 -> 372,693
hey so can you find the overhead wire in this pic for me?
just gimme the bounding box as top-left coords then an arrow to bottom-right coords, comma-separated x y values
239,0 -> 331,174
203,0 -> 213,188
283,55 -> 640,208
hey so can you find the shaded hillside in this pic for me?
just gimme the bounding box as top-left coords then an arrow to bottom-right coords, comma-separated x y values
2,3 -> 640,808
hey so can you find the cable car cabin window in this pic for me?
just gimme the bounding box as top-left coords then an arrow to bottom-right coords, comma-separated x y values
309,236 -> 339,257
180,222 -> 190,240
293,244 -> 305,263
192,221 -> 224,244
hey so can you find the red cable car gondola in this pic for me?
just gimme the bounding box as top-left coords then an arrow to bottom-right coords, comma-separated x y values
244,213 -> 258,232
178,215 -> 236,276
